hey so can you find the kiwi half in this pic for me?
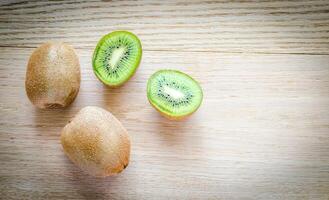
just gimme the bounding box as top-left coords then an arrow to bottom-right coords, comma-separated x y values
92,31 -> 142,87
147,70 -> 203,120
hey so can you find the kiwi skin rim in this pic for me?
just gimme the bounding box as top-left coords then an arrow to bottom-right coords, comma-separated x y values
147,69 -> 203,120
92,31 -> 142,88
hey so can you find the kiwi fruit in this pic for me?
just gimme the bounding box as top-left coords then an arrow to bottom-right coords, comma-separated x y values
147,70 -> 203,120
61,106 -> 130,177
25,42 -> 80,109
92,31 -> 142,87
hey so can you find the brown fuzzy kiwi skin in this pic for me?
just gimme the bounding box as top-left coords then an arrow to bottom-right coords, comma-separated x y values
60,106 -> 131,177
25,42 -> 80,109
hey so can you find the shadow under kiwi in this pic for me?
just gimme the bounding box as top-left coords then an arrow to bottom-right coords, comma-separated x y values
32,101 -> 78,138
101,85 -> 126,119
62,155 -> 122,200
101,71 -> 142,119
149,109 -> 203,148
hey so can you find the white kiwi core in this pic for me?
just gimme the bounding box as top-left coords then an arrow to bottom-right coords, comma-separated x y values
163,86 -> 185,99
108,46 -> 125,69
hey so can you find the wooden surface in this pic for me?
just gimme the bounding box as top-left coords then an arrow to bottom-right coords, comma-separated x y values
1,0 -> 329,199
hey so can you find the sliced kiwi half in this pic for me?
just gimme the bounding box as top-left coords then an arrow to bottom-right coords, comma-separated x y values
147,70 -> 203,120
92,31 -> 142,87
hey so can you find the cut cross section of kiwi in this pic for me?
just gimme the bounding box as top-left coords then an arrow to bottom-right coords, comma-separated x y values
93,31 -> 142,87
147,70 -> 203,120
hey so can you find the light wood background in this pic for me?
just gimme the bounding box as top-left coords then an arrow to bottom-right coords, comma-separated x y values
1,0 -> 329,199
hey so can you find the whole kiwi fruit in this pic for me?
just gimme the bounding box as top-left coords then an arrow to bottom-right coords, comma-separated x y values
25,42 -> 80,109
60,106 -> 131,177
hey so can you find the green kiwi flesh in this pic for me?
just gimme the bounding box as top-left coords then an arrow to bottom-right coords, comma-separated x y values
147,70 -> 203,119
93,31 -> 142,87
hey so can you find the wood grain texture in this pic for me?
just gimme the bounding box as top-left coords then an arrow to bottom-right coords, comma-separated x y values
0,0 -> 329,54
1,1 -> 329,200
